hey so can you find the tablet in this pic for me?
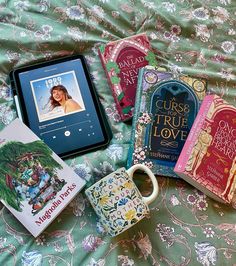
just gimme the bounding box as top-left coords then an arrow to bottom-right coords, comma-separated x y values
11,55 -> 112,158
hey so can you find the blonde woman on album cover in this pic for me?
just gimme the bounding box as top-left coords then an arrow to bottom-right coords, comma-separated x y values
49,85 -> 82,114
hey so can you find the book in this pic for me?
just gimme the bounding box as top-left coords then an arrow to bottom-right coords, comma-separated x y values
174,94 -> 236,203
98,33 -> 158,121
127,67 -> 207,177
0,119 -> 85,237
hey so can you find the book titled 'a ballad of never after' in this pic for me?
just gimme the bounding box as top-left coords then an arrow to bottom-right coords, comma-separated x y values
0,119 -> 85,237
174,95 -> 236,204
98,33 -> 158,121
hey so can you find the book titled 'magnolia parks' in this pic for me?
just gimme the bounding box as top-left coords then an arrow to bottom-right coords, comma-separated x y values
0,119 -> 85,237
174,95 -> 236,204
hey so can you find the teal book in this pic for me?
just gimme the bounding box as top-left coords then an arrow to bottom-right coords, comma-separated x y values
127,66 -> 207,177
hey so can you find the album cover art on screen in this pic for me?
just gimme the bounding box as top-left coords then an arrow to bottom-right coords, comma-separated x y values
30,71 -> 85,122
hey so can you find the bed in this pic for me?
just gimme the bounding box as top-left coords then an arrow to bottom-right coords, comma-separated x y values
0,1 -> 235,265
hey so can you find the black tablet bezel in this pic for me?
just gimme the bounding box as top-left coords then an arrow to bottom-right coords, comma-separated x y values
12,54 -> 112,158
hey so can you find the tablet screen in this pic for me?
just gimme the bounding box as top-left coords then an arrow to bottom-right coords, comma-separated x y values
15,57 -> 109,157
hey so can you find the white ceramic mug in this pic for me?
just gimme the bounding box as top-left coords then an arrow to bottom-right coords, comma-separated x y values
85,164 -> 159,236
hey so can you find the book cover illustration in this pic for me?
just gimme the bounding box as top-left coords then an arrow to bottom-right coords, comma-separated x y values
174,95 -> 236,203
98,33 -> 158,121
127,67 -> 207,177
0,119 -> 85,237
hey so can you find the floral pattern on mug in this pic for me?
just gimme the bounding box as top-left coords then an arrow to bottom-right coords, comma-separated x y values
85,168 -> 150,236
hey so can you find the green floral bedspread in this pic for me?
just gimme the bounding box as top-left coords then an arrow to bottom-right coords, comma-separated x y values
0,0 -> 235,265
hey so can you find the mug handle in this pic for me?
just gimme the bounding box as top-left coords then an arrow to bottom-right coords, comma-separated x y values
126,164 -> 159,205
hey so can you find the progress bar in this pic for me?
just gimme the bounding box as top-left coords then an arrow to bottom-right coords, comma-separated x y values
40,120 -> 91,136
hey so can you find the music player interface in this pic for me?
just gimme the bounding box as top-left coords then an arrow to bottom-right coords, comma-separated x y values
18,59 -> 105,155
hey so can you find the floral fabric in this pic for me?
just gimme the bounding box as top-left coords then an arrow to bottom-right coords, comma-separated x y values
0,0 -> 235,265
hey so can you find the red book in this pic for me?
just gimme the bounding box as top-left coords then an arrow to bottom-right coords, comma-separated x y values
174,94 -> 236,204
98,33 -> 158,121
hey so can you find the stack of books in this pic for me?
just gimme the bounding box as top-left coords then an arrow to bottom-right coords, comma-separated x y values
98,33 -> 236,205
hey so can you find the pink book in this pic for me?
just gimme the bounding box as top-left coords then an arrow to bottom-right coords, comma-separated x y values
174,94 -> 236,204
98,33 -> 158,121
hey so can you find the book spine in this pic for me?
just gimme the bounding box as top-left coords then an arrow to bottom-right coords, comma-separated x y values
127,68 -> 145,168
98,48 -> 125,121
174,95 -> 215,173
98,48 -> 113,90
